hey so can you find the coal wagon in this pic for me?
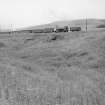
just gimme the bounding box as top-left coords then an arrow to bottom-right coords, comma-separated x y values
32,29 -> 44,33
70,27 -> 81,32
54,26 -> 69,33
42,28 -> 54,33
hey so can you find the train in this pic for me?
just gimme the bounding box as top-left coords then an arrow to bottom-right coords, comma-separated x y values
30,26 -> 81,33
0,26 -> 81,34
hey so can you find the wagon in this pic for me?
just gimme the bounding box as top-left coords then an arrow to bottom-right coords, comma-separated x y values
70,27 -> 81,32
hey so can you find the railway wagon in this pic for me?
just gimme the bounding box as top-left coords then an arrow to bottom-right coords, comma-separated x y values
42,28 -> 54,33
32,28 -> 54,33
32,29 -> 44,33
10,30 -> 33,34
70,27 -> 81,32
55,26 -> 69,32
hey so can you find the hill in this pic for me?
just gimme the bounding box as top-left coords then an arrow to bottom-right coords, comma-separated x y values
20,18 -> 105,31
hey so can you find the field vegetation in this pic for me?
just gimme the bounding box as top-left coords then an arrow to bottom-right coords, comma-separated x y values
0,25 -> 105,104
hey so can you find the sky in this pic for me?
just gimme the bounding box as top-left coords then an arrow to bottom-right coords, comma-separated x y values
0,0 -> 105,29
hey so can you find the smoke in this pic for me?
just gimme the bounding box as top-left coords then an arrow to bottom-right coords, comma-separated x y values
47,9 -> 73,21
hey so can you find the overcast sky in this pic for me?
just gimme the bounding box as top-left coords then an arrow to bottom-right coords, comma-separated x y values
0,0 -> 105,29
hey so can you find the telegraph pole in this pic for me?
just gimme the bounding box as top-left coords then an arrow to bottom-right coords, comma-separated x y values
0,26 -> 1,32
86,18 -> 87,32
10,24 -> 14,35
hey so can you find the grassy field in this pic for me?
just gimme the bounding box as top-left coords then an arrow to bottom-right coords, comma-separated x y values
0,28 -> 105,105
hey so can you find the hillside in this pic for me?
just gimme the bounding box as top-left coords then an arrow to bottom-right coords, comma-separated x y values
20,19 -> 105,31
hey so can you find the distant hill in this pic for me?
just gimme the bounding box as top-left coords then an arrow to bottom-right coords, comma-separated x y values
18,19 -> 105,31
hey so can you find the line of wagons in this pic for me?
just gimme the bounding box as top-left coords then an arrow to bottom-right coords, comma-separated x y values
0,26 -> 81,34
25,26 -> 81,33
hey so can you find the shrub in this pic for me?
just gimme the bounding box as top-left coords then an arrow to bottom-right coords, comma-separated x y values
0,42 -> 6,48
96,24 -> 105,28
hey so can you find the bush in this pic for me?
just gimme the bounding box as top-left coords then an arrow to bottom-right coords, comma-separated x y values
0,42 -> 6,48
96,24 -> 105,28
47,34 -> 64,42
